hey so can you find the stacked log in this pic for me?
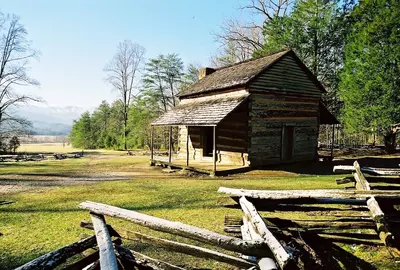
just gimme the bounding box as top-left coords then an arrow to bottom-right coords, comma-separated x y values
334,161 -> 397,246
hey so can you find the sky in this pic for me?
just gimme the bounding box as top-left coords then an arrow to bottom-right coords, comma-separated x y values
1,0 -> 259,109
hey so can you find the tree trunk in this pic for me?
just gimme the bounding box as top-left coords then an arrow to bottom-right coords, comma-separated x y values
384,130 -> 397,154
124,109 -> 127,150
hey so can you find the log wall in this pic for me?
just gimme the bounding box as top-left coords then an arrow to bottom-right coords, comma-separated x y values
249,54 -> 322,96
177,102 -> 249,166
248,54 -> 322,166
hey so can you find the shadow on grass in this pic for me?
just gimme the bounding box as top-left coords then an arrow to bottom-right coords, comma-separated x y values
275,229 -> 377,269
0,162 -> 51,168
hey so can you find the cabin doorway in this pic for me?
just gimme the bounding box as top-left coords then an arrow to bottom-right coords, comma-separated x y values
281,125 -> 294,161
202,127 -> 214,157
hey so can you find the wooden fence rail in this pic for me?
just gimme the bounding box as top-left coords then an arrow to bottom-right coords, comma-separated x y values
79,201 -> 267,256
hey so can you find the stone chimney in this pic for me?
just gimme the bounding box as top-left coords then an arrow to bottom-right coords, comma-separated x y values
199,67 -> 216,80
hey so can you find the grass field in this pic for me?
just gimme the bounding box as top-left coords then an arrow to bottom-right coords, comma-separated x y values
0,146 -> 398,269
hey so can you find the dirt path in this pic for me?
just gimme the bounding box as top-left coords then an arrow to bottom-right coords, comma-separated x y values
0,154 -> 173,195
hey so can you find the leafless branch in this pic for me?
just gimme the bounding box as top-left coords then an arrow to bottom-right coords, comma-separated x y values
104,40 -> 145,150
213,0 -> 293,66
0,12 -> 41,137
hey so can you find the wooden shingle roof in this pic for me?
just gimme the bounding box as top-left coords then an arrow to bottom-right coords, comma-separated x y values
152,92 -> 249,126
179,49 -> 326,98
179,50 -> 289,97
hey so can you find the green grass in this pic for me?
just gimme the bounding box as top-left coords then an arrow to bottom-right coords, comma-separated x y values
0,153 -> 398,269
17,143 -> 127,155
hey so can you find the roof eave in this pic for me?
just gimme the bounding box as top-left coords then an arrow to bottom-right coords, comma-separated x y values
178,84 -> 248,99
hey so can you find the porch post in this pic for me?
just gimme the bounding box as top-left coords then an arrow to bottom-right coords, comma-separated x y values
331,124 -> 335,159
168,126 -> 172,163
186,126 -> 189,167
150,126 -> 154,165
212,125 -> 216,176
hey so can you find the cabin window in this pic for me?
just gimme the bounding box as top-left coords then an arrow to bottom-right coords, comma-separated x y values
281,125 -> 294,161
202,127 -> 214,157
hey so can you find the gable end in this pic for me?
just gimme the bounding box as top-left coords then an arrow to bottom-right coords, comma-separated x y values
248,51 -> 325,96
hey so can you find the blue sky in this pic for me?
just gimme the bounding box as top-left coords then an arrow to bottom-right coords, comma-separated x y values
1,0 -> 259,108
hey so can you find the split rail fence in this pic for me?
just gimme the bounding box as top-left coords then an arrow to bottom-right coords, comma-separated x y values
14,160 -> 400,269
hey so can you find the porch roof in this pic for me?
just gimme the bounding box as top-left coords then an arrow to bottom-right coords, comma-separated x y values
151,92 -> 249,126
320,102 -> 340,125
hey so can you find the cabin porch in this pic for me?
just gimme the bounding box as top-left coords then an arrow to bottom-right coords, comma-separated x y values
149,124 -> 250,176
150,92 -> 250,176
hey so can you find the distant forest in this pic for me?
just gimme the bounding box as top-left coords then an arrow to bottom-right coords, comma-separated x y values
67,0 -> 400,152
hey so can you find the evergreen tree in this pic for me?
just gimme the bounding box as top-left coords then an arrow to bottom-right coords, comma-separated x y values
90,101 -> 110,148
69,111 -> 92,149
339,0 -> 400,153
142,54 -> 184,112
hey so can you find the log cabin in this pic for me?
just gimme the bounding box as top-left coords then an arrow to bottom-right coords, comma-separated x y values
151,49 -> 338,174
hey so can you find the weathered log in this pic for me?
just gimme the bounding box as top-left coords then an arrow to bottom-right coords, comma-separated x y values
242,217 -> 277,269
354,161 -> 371,191
278,229 -> 324,269
333,165 -> 400,176
222,200 -> 368,211
239,197 -> 293,269
367,197 -> 385,222
333,165 -> 355,174
336,177 -> 355,185
317,233 -> 383,246
81,220 -> 255,268
62,251 -> 99,270
366,197 -> 394,246
15,236 -> 97,270
225,225 -> 242,234
0,200 -> 15,206
267,217 -> 375,230
225,215 -> 375,231
320,232 -> 381,240
90,213 -> 118,270
84,260 -> 100,270
366,176 -> 400,184
306,210 -> 370,218
218,187 -> 400,201
80,201 -> 267,256
241,219 -> 263,263
114,244 -> 185,270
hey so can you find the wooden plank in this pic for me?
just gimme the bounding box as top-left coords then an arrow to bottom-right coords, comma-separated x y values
353,161 -> 371,191
239,197 -> 293,269
15,236 -> 97,270
81,221 -> 255,268
79,201 -> 267,256
90,213 -> 118,270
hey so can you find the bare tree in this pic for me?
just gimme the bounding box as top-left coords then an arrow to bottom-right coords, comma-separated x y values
104,40 -> 145,150
213,0 -> 292,66
242,0 -> 291,20
0,13 -> 40,136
